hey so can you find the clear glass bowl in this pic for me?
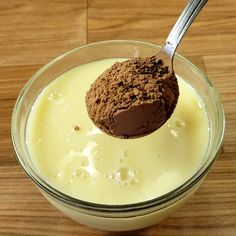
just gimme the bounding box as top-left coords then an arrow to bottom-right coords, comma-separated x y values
11,40 -> 225,231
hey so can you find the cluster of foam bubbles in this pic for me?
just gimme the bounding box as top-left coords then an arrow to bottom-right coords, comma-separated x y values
52,139 -> 140,187
168,119 -> 186,138
48,88 -> 64,104
69,167 -> 89,182
52,148 -> 90,185
105,150 -> 140,186
105,167 -> 139,186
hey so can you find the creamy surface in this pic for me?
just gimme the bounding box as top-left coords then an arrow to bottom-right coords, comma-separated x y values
26,58 -> 209,204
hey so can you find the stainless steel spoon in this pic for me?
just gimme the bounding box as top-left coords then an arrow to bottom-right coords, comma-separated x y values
158,0 -> 208,71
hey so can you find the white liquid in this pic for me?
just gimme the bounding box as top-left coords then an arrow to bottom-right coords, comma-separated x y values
26,58 -> 209,204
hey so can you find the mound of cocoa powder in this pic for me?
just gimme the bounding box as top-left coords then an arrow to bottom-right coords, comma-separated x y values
85,56 -> 179,138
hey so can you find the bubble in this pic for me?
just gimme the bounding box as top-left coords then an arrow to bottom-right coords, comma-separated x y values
105,173 -> 115,180
106,167 -> 140,186
115,167 -> 134,182
168,119 -> 186,138
173,120 -> 186,129
72,169 -> 88,179
48,88 -> 64,104
170,129 -> 178,138
118,157 -> 124,163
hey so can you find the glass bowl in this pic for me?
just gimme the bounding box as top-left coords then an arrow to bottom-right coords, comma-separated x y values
11,40 -> 225,231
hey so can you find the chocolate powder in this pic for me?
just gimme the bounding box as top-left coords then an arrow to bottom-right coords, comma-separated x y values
85,56 -> 179,138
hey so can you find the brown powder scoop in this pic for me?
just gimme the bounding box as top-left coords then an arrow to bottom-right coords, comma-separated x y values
86,0 -> 207,138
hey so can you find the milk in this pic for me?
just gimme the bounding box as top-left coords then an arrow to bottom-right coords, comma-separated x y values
26,58 -> 209,205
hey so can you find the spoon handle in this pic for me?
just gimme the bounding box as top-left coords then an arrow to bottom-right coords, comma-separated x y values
164,0 -> 207,56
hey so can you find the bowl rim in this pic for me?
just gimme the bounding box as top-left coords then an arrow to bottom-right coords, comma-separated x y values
11,39 -> 225,214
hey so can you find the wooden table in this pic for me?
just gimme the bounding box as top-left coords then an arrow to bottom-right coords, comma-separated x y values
1,0 -> 235,235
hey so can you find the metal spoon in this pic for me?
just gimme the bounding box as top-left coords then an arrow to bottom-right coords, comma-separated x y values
158,0 -> 208,71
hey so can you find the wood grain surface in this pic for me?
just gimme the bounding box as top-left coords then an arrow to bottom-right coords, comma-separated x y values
0,0 -> 235,235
